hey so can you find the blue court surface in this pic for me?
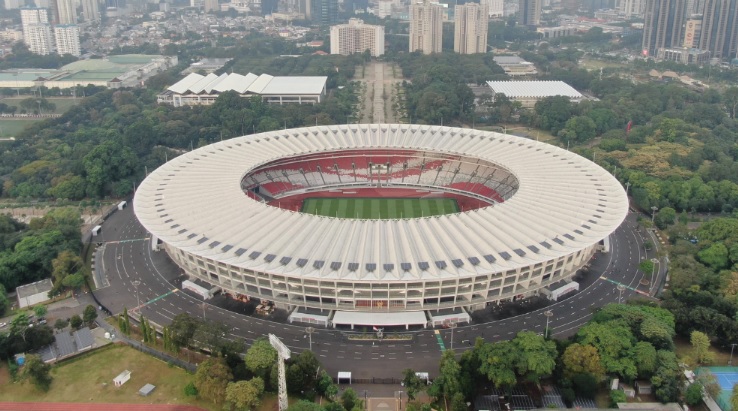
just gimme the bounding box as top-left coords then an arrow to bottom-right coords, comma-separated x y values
699,367 -> 738,411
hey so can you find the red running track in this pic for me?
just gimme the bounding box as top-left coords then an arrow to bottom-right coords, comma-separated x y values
0,403 -> 208,411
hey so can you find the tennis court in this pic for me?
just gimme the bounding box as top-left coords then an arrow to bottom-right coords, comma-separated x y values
699,367 -> 738,411
301,197 -> 459,219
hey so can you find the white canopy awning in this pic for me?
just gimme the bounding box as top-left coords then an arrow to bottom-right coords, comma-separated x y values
332,310 -> 427,329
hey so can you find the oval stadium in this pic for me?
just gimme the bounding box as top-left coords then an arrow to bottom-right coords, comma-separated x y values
133,124 -> 628,328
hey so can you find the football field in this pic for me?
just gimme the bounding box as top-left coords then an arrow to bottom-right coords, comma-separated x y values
301,197 -> 459,219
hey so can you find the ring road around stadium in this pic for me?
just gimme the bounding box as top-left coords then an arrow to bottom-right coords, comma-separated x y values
134,124 -> 628,328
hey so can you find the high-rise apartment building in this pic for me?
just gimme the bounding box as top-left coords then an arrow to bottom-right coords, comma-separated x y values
330,19 -> 385,57
55,0 -> 76,24
409,0 -> 443,54
518,0 -> 541,26
480,0 -> 503,16
642,0 -> 686,57
54,24 -> 81,56
81,0 -> 100,21
697,0 -> 738,60
21,8 -> 53,55
618,0 -> 645,17
454,3 -> 488,54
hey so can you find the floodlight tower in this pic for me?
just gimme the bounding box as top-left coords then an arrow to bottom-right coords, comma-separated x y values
269,333 -> 291,411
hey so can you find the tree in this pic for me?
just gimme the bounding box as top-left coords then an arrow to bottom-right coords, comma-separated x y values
639,260 -> 655,278
512,331 -> 557,383
571,373 -> 598,399
560,116 -> 597,143
23,354 -> 52,391
402,368 -> 425,400
479,340 -> 518,388
54,318 -> 68,330
610,390 -> 627,407
50,250 -> 82,293
69,314 -> 82,330
428,350 -> 461,411
224,377 -> 265,411
731,383 -> 738,411
690,331 -> 715,365
631,341 -> 658,377
562,343 -> 605,379
82,304 -> 97,327
341,388 -> 360,411
169,313 -> 199,349
245,338 -> 277,377
194,357 -> 233,405
33,305 -> 47,317
685,383 -> 704,406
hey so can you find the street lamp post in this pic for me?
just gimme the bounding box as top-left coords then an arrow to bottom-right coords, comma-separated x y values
305,327 -> 315,351
730,343 -> 737,365
544,310 -> 553,338
650,258 -> 659,294
201,302 -> 207,320
447,321 -> 457,350
617,284 -> 626,304
651,206 -> 658,224
625,181 -> 631,195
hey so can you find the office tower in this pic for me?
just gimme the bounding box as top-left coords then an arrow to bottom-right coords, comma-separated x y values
518,0 -> 541,26
641,0 -> 686,57
55,0 -> 76,24
377,0 -> 392,18
81,0 -> 100,21
409,0 -> 443,54
54,24 -> 81,56
204,0 -> 218,11
697,0 -> 738,60
311,0 -> 338,25
330,18 -> 385,57
454,3 -> 488,54
618,0 -> 644,17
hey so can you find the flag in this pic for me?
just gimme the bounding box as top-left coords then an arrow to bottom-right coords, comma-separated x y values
373,326 -> 378,331
626,120 -> 633,134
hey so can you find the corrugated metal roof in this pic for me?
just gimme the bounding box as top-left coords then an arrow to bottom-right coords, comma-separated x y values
486,80 -> 583,99
167,72 -> 203,94
134,124 -> 628,282
246,74 -> 274,94
261,76 -> 328,95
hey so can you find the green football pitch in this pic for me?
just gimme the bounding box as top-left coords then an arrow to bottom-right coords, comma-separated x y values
301,197 -> 459,219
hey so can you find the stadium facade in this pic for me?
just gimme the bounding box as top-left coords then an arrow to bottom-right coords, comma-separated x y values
134,125 -> 627,326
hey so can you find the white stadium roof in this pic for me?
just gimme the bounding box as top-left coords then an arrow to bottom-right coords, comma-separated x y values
486,80 -> 583,99
134,125 -> 627,282
167,72 -> 327,96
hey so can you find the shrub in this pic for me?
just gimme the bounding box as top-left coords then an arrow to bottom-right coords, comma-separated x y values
184,382 -> 198,397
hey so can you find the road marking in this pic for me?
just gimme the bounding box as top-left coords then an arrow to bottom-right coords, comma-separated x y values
433,329 -> 446,352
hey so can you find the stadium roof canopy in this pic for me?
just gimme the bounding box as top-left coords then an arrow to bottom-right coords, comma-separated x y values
134,124 -> 627,282
167,72 -> 328,96
485,80 -> 583,99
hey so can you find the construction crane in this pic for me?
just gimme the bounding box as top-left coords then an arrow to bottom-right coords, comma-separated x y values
269,334 -> 291,411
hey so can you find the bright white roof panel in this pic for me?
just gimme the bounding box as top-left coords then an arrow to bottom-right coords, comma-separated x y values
332,310 -> 427,326
167,73 -> 203,94
188,73 -> 219,94
246,74 -> 274,94
134,125 -> 627,282
202,73 -> 229,94
261,76 -> 328,95
486,80 -> 583,99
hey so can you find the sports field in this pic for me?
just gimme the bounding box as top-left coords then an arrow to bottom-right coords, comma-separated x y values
302,197 -> 459,219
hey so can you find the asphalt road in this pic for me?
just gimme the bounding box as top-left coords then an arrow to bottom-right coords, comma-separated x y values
92,205 -> 658,379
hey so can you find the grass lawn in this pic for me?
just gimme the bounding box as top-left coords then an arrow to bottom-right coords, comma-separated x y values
0,344 -> 215,410
0,119 -> 37,137
302,197 -> 459,219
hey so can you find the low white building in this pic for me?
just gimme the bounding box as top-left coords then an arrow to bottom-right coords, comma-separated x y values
16,278 -> 53,308
485,80 -> 584,108
157,72 -> 328,106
